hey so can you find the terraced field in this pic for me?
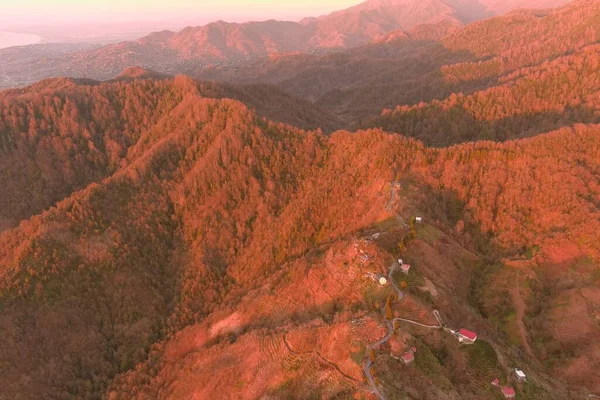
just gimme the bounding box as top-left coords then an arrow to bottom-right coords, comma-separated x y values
414,343 -> 454,392
461,340 -> 505,393
260,334 -> 289,361
362,280 -> 393,308
393,296 -> 438,327
391,265 -> 421,288
415,224 -> 445,246
547,292 -> 597,344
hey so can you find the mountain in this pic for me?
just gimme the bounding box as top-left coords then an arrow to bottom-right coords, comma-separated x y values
479,0 -> 570,13
2,1 -> 600,399
1,74 -> 599,398
441,0 -> 600,80
364,0 -> 600,144
369,42 -> 600,146
193,19 -> 474,125
0,71 -> 339,231
198,0 -> 599,130
0,0 -> 572,90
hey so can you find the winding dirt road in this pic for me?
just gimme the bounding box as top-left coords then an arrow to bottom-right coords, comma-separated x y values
363,320 -> 395,400
362,261 -> 445,399
362,174 -> 448,399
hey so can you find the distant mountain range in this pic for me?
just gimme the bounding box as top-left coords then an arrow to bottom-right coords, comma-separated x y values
0,0 -> 571,88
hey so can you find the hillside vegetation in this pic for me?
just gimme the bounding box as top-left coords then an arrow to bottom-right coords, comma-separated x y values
1,0 -> 600,398
0,75 -> 599,398
0,74 -> 338,231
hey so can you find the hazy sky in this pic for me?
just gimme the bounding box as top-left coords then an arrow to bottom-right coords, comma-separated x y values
0,0 -> 363,28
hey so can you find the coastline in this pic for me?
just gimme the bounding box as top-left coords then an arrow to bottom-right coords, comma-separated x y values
0,31 -> 42,49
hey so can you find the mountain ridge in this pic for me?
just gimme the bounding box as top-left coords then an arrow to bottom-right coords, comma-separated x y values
2,1 -> 600,398
0,0 -> 573,89
1,77 -> 599,397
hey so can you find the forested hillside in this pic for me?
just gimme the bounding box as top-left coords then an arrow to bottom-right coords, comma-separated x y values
1,0 -> 600,399
0,73 -> 338,231
371,43 -> 600,145
1,75 -> 599,398
199,0 -> 600,130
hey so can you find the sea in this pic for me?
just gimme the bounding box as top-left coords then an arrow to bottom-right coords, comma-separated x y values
0,31 -> 42,49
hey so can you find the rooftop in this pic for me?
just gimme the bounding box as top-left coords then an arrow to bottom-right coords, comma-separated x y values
502,387 -> 516,396
458,329 -> 478,341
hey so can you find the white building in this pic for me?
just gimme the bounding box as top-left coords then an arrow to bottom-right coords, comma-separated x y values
514,369 -> 527,382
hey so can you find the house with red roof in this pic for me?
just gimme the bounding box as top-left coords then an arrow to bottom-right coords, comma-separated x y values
401,351 -> 414,364
502,387 -> 516,398
401,264 -> 411,275
457,328 -> 477,344
491,378 -> 500,387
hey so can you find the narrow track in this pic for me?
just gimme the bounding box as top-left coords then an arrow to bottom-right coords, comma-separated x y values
363,261 -> 445,399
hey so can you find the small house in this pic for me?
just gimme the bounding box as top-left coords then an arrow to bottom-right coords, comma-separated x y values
415,217 -> 423,223
410,346 -> 417,353
401,351 -> 414,364
397,258 -> 403,265
514,369 -> 527,382
502,387 -> 516,399
458,328 -> 478,344
491,378 -> 500,387
378,277 -> 388,286
401,264 -> 411,275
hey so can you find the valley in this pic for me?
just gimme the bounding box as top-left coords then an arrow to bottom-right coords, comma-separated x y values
1,73 -> 598,398
1,0 -> 600,399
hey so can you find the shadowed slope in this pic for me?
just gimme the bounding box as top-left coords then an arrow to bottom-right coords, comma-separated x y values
0,74 -> 339,230
1,78 -> 599,397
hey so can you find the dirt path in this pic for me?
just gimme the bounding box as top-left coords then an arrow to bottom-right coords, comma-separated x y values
385,170 -> 399,213
364,320 -> 394,400
388,261 -> 404,300
511,285 -> 535,359
362,262 -> 446,399
362,172 -> 447,399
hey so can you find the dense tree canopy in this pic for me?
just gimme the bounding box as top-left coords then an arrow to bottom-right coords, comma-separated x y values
1,75 -> 599,397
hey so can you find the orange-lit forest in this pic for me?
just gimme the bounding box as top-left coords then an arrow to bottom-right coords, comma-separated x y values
1,73 -> 599,397
373,44 -> 600,145
1,0 -> 600,398
0,74 -> 338,231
